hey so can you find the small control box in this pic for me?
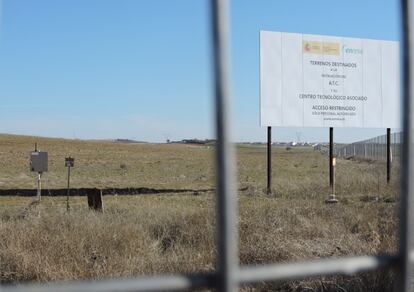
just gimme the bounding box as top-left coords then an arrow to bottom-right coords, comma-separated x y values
30,151 -> 48,173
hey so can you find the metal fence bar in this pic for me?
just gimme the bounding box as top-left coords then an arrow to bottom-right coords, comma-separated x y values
0,274 -> 216,292
237,255 -> 398,284
1,254 -> 401,292
211,0 -> 238,291
396,0 -> 414,290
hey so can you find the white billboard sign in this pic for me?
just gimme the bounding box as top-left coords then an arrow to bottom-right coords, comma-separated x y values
260,31 -> 401,128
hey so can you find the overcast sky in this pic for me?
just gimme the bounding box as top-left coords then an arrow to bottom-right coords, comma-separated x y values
0,0 -> 401,143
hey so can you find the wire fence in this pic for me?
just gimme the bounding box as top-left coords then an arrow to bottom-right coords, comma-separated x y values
1,0 -> 414,291
335,131 -> 402,161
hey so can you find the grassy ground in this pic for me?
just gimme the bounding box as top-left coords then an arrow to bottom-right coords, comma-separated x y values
0,134 -> 214,189
0,134 -> 400,291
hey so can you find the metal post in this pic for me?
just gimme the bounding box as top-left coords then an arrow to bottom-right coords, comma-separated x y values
36,173 -> 42,201
211,0 -> 237,291
330,127 -> 333,190
332,159 -> 335,196
365,143 -> 367,159
387,128 -> 391,183
267,126 -> 272,195
326,127 -> 337,203
397,0 -> 413,290
66,165 -> 71,211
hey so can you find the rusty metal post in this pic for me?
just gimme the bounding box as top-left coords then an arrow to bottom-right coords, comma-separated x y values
326,127 -> 337,203
267,126 -> 272,195
66,165 -> 71,211
387,128 -> 391,183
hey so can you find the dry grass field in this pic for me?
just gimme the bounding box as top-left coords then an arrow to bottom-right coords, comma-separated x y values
0,134 -> 400,291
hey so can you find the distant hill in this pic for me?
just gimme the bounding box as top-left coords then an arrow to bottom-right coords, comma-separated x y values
114,138 -> 148,144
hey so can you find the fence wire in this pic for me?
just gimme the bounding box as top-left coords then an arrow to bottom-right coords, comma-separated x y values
335,131 -> 402,161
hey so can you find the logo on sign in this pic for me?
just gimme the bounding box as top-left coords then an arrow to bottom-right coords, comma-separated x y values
342,45 -> 363,55
303,41 -> 340,55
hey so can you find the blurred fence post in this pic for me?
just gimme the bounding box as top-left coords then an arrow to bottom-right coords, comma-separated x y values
211,0 -> 238,291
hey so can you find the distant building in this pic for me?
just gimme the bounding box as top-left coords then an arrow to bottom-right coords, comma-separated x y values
313,143 -> 322,151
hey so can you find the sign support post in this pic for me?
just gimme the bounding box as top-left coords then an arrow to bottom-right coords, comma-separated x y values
66,165 -> 71,211
65,157 -> 75,212
267,126 -> 272,195
387,128 -> 391,183
326,127 -> 338,203
330,127 -> 333,190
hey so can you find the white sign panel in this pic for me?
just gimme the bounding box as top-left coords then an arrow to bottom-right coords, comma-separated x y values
260,31 -> 401,128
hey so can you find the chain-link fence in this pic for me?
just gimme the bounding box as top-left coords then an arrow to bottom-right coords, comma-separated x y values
335,131 -> 402,161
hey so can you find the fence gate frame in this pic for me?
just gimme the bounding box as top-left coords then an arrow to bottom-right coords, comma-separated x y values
1,0 -> 413,291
